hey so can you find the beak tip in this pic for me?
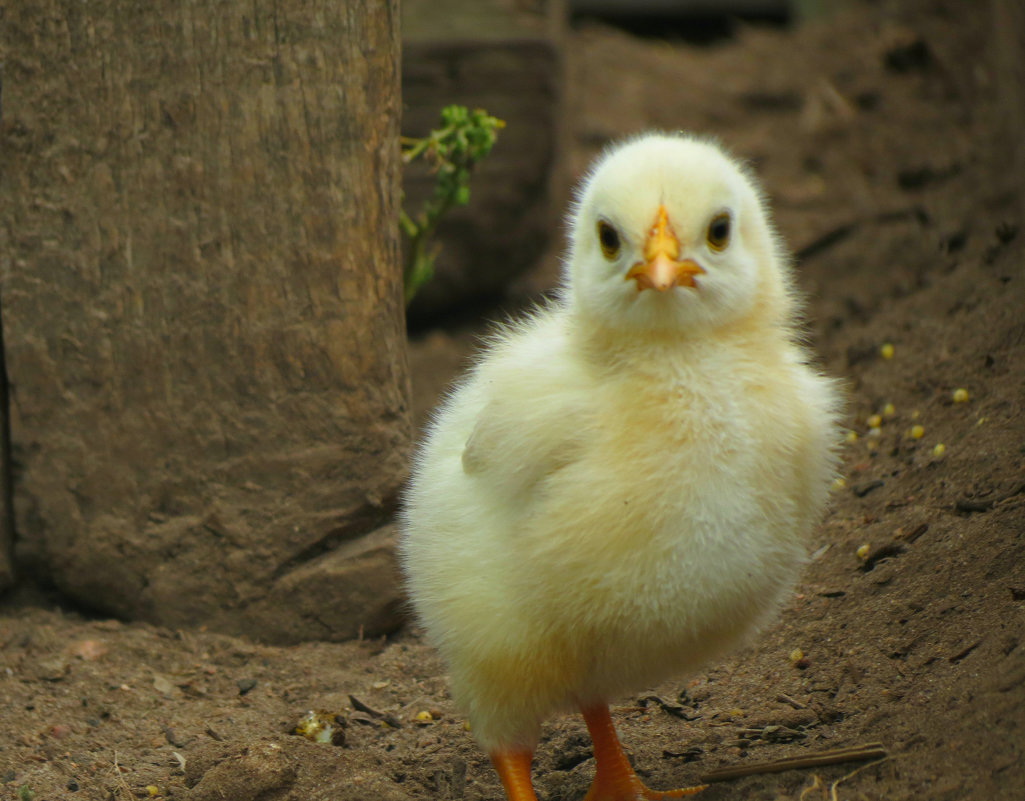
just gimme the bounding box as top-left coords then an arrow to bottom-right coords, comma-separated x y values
627,258 -> 704,292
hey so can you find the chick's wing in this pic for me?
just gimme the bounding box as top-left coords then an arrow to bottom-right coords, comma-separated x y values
460,390 -> 587,502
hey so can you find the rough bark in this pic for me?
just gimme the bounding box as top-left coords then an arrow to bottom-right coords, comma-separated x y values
0,0 -> 409,642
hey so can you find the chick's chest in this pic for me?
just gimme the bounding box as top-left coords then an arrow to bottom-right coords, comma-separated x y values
591,355 -> 757,476
542,363 -> 768,551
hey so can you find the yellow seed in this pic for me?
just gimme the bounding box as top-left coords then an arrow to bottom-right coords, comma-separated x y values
952,388 -> 969,403
867,414 -> 882,428
789,648 -> 805,663
856,544 -> 871,559
415,710 -> 434,722
976,416 -> 987,426
880,343 -> 894,359
831,477 -> 847,491
146,788 -> 160,798
845,430 -> 858,444
463,720 -> 472,731
882,403 -> 896,418
910,425 -> 925,439
911,409 -> 920,420
867,439 -> 879,452
933,443 -> 946,457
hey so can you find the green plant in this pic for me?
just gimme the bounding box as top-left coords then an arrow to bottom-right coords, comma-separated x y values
400,105 -> 505,304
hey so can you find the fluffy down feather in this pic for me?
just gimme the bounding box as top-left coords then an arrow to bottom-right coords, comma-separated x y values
400,132 -> 841,757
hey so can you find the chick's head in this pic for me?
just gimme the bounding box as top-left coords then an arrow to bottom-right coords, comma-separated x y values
566,133 -> 792,337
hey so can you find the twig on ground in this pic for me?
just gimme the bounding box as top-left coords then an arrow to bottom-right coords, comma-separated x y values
776,693 -> 807,709
829,756 -> 892,801
111,751 -> 134,799
349,694 -> 402,728
699,742 -> 888,783
799,774 -> 824,801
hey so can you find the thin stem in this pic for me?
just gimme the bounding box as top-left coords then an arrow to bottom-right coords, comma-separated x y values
698,743 -> 888,783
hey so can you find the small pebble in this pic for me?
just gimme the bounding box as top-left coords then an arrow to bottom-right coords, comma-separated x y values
952,388 -> 970,403
163,726 -> 184,747
880,343 -> 895,359
868,427 -> 882,438
69,639 -> 107,662
237,678 -> 257,695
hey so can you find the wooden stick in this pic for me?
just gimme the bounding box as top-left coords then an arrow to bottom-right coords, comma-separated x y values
699,743 -> 888,783
775,693 -> 807,710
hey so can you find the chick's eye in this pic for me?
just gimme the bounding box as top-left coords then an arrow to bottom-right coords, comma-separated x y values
597,221 -> 621,260
707,213 -> 731,252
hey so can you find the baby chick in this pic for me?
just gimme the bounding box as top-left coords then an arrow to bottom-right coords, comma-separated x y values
401,132 -> 840,801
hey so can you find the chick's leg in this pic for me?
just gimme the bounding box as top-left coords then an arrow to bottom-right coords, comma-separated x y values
491,748 -> 539,801
580,704 -> 706,801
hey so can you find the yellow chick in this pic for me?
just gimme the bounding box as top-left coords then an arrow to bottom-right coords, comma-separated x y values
400,133 -> 841,801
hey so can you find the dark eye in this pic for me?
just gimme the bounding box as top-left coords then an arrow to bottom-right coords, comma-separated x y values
597,220 -> 621,260
707,212 -> 731,251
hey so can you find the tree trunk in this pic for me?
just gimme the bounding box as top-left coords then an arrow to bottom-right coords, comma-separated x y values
0,0 -> 409,642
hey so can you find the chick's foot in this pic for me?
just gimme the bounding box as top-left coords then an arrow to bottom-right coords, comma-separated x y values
491,748 -> 540,801
581,704 -> 706,801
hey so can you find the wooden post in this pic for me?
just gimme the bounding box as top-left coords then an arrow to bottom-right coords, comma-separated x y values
0,0 -> 409,641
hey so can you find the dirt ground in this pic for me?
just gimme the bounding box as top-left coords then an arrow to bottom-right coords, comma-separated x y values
2,1 -> 1024,799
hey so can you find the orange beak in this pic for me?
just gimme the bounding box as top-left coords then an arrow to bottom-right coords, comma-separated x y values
626,205 -> 705,292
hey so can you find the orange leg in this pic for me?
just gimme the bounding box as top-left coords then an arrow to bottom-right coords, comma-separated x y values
581,704 -> 707,801
491,748 -> 540,801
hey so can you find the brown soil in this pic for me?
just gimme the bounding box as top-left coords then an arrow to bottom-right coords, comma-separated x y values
2,1 -> 1023,800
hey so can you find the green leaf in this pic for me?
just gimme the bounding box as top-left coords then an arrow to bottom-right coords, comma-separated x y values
400,106 -> 505,304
